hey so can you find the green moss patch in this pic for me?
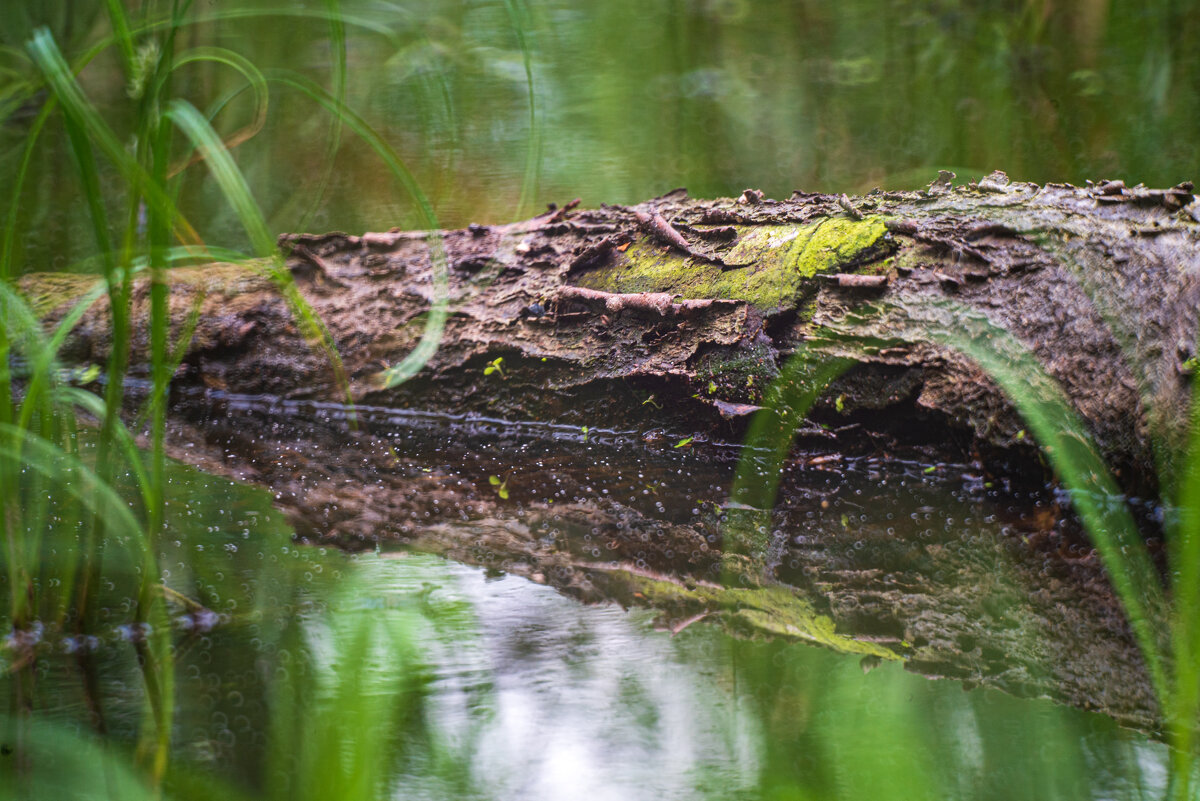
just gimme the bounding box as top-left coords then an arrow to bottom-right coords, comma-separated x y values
576,216 -> 893,312
693,340 -> 779,403
17,273 -> 102,318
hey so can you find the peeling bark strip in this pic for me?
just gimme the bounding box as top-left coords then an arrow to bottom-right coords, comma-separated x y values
20,174 -> 1200,489
556,286 -> 742,317
631,208 -> 728,265
823,273 -> 889,289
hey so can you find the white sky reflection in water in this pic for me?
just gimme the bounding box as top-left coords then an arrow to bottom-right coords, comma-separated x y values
360,555 -> 761,800
328,554 -> 1170,801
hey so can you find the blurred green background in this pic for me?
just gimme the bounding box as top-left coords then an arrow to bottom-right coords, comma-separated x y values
4,0 -> 1199,272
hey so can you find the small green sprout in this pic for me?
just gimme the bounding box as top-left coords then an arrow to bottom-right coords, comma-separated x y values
707,381 -> 718,394
1015,429 -> 1026,440
581,425 -> 589,442
483,357 -> 505,377
923,465 -> 937,474
488,475 -> 509,500
835,394 -> 845,414
675,436 -> 694,448
642,394 -> 661,409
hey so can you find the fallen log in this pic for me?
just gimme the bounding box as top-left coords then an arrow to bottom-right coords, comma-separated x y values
17,172 -> 1199,729
22,173 -> 1200,490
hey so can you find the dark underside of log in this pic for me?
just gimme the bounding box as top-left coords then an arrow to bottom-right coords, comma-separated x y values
18,174 -> 1200,733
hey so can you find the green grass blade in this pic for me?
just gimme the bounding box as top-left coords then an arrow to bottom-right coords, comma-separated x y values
270,73 -> 448,389
0,423 -> 145,551
164,99 -> 274,254
101,0 -> 136,74
165,98 -> 352,404
55,386 -> 153,510
1167,386 -> 1200,796
727,350 -> 854,555
0,87 -> 54,283
502,0 -> 541,219
7,280 -> 107,432
855,298 -> 1170,701
169,45 -> 269,172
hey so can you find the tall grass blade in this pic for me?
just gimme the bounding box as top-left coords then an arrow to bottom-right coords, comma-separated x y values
101,0 -> 136,75
880,300 -> 1170,700
503,0 -> 541,219
271,73 -> 448,389
0,424 -> 145,548
168,46 -> 269,176
164,98 -> 352,403
1167,388 -> 1200,799
725,350 -> 854,555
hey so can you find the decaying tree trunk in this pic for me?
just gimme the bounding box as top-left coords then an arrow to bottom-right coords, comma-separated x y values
17,173 -> 1200,730
23,173 -> 1200,488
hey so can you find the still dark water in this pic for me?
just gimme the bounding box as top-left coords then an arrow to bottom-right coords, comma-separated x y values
3,1 -> 1199,798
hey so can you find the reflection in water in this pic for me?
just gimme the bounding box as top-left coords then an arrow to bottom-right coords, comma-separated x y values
372,557 -> 762,800
0,460 -> 1175,800
162,390 -> 1159,729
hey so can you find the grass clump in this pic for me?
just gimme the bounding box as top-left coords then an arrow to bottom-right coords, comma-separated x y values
0,3 -> 453,796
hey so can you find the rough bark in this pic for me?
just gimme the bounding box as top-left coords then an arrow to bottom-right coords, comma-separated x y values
24,174 -> 1200,487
